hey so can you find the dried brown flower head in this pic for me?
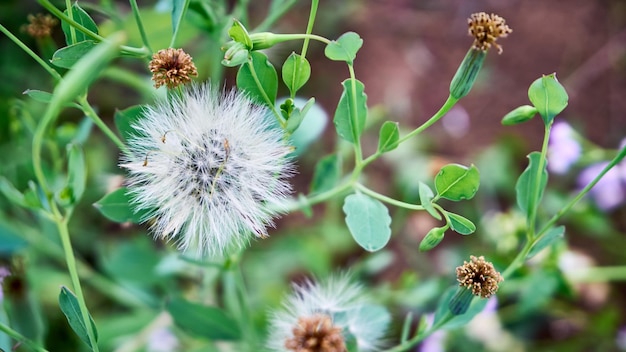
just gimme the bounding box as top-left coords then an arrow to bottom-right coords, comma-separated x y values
23,14 -> 58,38
468,12 -> 512,54
284,314 -> 346,352
149,48 -> 198,89
456,255 -> 503,298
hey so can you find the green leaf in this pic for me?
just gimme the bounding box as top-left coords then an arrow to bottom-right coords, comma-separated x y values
93,188 -> 149,224
64,144 -> 86,205
377,121 -> 399,153
23,89 -> 53,103
333,79 -> 367,143
418,182 -> 440,220
501,105 -> 537,126
434,164 -> 480,201
51,40 -> 97,69
515,152 -> 548,215
167,297 -> 241,340
343,193 -> 392,252
227,19 -> 252,49
419,226 -> 446,251
59,286 -> 98,349
236,51 -> 278,107
285,97 -> 315,133
310,154 -> 340,194
324,32 -> 363,64
0,223 -> 28,255
528,73 -> 569,125
446,212 -> 476,235
434,286 -> 488,329
61,3 -> 98,45
527,226 -> 565,259
171,0 -> 189,36
282,52 -> 311,96
114,105 -> 145,143
0,177 -> 27,208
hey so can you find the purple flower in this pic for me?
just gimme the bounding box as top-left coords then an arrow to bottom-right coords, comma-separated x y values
577,162 -> 626,211
548,121 -> 582,175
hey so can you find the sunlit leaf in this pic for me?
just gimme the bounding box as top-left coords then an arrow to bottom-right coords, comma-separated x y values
434,164 -> 480,201
343,193 -> 391,252
333,79 -> 367,143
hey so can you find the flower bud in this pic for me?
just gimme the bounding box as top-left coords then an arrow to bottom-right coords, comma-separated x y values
449,48 -> 486,99
419,226 -> 446,251
221,42 -> 249,67
501,105 -> 538,125
250,32 -> 280,50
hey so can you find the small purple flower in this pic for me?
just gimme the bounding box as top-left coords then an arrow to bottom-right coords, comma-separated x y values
578,162 -> 626,211
548,121 -> 582,175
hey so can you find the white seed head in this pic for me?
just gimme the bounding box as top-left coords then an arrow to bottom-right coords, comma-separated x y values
267,275 -> 390,352
121,83 -> 293,257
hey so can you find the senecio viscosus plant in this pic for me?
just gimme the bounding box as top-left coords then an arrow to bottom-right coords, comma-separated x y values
0,1 -> 625,351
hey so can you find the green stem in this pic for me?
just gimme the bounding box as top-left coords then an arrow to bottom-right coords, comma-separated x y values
300,0 -> 319,59
526,125 -> 551,239
0,24 -> 62,82
0,322 -> 49,352
77,96 -> 127,152
101,66 -> 154,98
245,59 -> 284,127
348,64 -> 364,165
169,0 -> 191,48
355,183 -> 425,211
129,0 -> 152,53
394,95 -> 458,148
253,0 -> 298,32
65,0 -> 77,44
280,179 -> 354,213
55,213 -> 100,352
384,311 -> 453,352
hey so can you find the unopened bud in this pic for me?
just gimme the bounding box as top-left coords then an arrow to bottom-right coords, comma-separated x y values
449,48 -> 486,99
501,105 -> 537,125
221,42 -> 249,67
419,226 -> 446,251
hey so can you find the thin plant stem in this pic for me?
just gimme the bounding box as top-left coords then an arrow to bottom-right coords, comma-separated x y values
0,321 -> 50,352
77,96 -> 127,152
0,24 -> 62,82
129,0 -> 152,53
169,0 -> 191,48
300,0 -> 319,59
65,0 -> 77,44
384,311 -> 453,352
355,183 -> 425,211
394,95 -> 458,148
245,59 -> 284,127
526,125 -> 551,239
348,64 -> 364,165
253,0 -> 298,32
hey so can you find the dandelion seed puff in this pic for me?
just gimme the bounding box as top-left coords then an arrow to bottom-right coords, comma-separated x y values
267,275 -> 390,352
121,83 -> 293,257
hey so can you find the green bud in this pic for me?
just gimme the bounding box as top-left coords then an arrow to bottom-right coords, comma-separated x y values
449,48 -> 486,99
419,226 -> 446,251
250,32 -> 280,50
448,286 -> 474,315
221,42 -> 249,67
501,105 -> 538,125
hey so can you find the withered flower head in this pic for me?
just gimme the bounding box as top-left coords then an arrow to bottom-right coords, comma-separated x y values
468,12 -> 512,54
284,314 -> 346,352
456,255 -> 503,298
149,48 -> 198,89
23,14 -> 58,38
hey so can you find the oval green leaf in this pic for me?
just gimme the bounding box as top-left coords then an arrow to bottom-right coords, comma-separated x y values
167,297 -> 241,340
324,32 -> 363,64
333,78 -> 367,143
285,97 -> 315,133
515,152 -> 548,215
227,19 -> 252,49
23,89 -> 53,103
65,143 -> 86,205
236,51 -> 278,107
377,121 -> 399,153
434,164 -> 480,201
446,212 -> 476,235
59,286 -> 98,349
418,182 -> 440,220
51,40 -> 97,69
282,52 -> 311,96
528,73 -> 569,126
62,3 -> 99,45
310,154 -> 340,194
343,193 -> 392,252
93,187 -> 149,224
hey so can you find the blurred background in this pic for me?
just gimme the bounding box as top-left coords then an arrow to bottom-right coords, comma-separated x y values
1,0 -> 626,351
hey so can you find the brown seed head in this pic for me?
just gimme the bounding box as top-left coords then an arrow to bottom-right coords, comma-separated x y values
467,12 -> 512,54
149,48 -> 198,89
456,255 -> 503,298
23,14 -> 58,38
285,314 -> 346,352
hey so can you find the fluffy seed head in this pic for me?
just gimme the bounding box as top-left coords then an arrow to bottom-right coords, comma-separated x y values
267,275 -> 390,352
456,255 -> 503,298
468,12 -> 512,54
23,14 -> 58,38
121,83 -> 293,256
149,48 -> 198,89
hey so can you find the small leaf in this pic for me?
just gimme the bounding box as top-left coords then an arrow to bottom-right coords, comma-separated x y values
285,97 -> 315,133
527,226 -> 565,259
324,32 -> 363,64
377,121 -> 399,153
434,164 -> 480,201
59,287 -> 98,349
419,226 -> 446,251
227,19 -> 252,49
0,177 -> 27,208
333,79 -> 367,143
51,41 -> 97,69
236,51 -> 278,107
23,89 -> 53,103
93,187 -> 150,224
61,3 -> 98,45
65,144 -> 86,205
528,73 -> 569,126
343,193 -> 392,252
446,212 -> 476,235
171,0 -> 189,36
167,297 -> 241,340
282,52 -> 311,96
114,105 -> 145,143
310,154 -> 340,194
515,152 -> 548,215
418,182 -> 440,220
